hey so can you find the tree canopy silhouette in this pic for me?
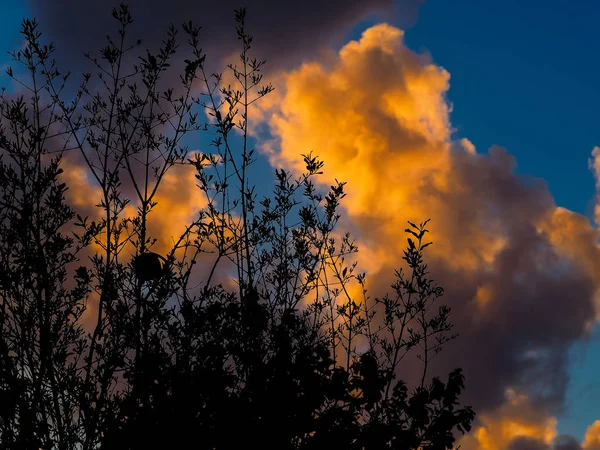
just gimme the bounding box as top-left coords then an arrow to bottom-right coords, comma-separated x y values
0,4 -> 475,449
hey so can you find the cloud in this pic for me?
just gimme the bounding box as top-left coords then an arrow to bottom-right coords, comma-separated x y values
458,389 -> 557,450
554,435 -> 583,450
58,152 -> 216,327
583,421 -> 600,450
24,0 -> 424,74
145,159 -> 208,254
458,410 -> 600,450
255,21 -> 600,424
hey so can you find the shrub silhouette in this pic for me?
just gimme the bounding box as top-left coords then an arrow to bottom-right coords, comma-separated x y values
0,5 -> 475,449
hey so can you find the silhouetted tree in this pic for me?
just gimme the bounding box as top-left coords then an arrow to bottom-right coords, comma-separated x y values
0,5 -> 475,449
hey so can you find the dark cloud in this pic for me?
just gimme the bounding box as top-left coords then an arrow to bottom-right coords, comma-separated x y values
368,151 -> 597,413
505,435 -> 586,450
25,0 -> 424,72
553,435 -> 583,450
509,437 -> 552,450
420,147 -> 598,413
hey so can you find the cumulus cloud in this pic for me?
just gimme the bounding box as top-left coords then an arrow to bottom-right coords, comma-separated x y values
254,21 -> 600,432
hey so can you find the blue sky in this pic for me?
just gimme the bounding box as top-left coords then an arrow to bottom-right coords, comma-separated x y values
0,2 -> 28,66
0,2 -> 27,46
1,0 -> 599,443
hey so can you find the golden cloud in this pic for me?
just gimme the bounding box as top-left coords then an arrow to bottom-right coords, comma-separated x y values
257,24 -> 518,274
255,20 -> 600,438
59,154 -> 209,327
60,154 -> 207,258
583,420 -> 600,450
145,160 -> 208,255
257,20 -> 600,324
458,389 -> 557,450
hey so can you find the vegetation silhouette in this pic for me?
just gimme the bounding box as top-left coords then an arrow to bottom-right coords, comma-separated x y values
0,4 -> 475,449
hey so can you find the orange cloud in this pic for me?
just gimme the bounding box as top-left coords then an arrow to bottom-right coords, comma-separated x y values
59,154 -> 211,328
60,154 -> 207,258
145,160 -> 208,255
257,24 -> 514,274
583,421 -> 600,450
458,389 -> 557,450
255,21 -> 600,434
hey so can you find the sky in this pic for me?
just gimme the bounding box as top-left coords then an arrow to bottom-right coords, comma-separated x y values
2,1 -> 600,449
